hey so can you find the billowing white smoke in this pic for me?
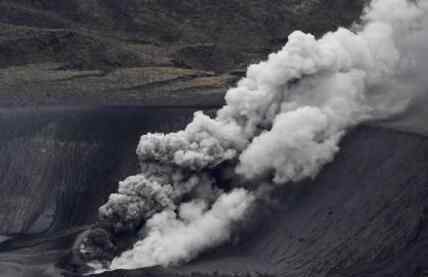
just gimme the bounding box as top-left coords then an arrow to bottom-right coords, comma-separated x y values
111,189 -> 254,269
93,0 -> 428,271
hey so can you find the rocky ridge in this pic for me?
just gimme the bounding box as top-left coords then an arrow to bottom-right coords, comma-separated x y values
0,0 -> 365,107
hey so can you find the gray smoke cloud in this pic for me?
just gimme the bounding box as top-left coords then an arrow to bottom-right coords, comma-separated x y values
87,0 -> 428,271
111,188 -> 254,269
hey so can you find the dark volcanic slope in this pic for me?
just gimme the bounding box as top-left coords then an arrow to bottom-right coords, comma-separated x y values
1,1 -> 427,277
0,108 -> 427,277
96,126 -> 428,277
0,107 -> 210,277
0,107 -> 201,235
0,0 -> 365,107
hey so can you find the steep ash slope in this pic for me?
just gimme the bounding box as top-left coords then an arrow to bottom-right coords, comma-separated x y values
95,125 -> 428,277
0,1 -> 427,276
0,107 -> 201,235
0,109 -> 426,277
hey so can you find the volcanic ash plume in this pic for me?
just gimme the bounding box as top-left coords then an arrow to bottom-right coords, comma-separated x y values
111,188 -> 254,269
86,0 -> 428,271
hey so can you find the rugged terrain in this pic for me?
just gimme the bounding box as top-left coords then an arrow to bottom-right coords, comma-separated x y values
2,1 -> 428,277
0,0 -> 365,107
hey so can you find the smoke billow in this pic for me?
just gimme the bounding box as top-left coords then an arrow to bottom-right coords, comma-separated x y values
111,188 -> 254,269
85,0 -> 428,271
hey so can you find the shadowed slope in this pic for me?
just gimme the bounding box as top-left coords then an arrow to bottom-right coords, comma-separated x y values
0,107 -> 201,235
0,107 -> 426,276
94,125 -> 428,277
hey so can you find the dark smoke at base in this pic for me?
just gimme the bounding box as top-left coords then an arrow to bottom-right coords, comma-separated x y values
79,0 -> 428,272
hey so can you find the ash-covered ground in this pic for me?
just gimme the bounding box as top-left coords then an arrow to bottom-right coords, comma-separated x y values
1,1 -> 428,277
0,107 -> 427,277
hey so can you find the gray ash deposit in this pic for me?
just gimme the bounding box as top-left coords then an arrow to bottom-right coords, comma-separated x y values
1,1 -> 428,277
0,106 -> 206,276
0,107 -> 427,277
